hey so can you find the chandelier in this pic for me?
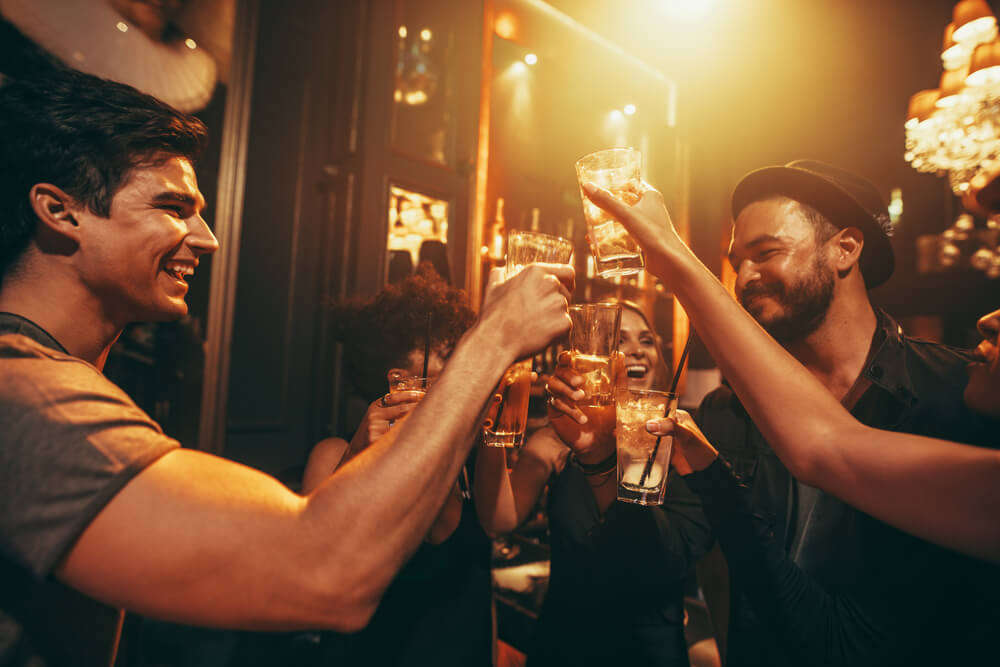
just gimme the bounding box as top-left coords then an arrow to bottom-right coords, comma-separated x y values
905,0 -> 1000,277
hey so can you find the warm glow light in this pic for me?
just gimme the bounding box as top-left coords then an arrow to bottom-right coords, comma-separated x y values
624,103 -> 637,115
495,12 -> 517,40
609,109 -> 625,122
398,25 -> 407,39
510,61 -> 528,76
116,21 -> 128,32
404,90 -> 428,105
184,38 -> 197,50
524,53 -> 538,66
420,28 -> 432,41
954,16 -> 997,44
658,0 -> 713,22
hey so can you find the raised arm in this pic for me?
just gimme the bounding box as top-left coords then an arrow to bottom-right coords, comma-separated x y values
56,263 -> 574,631
474,425 -> 570,536
581,182 -> 1000,563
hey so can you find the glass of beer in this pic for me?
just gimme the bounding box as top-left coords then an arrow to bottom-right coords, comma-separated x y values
568,303 -> 622,406
483,230 -> 574,448
575,148 -> 645,278
615,388 -> 676,505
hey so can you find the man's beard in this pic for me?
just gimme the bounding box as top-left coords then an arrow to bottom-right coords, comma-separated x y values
739,257 -> 836,344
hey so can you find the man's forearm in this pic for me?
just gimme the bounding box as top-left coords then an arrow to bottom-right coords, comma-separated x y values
302,317 -> 515,621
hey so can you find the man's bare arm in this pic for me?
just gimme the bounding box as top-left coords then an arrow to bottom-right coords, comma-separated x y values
57,264 -> 573,630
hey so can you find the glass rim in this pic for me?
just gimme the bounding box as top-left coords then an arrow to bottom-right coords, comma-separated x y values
616,388 -> 676,400
575,146 -> 641,170
507,229 -> 573,246
569,303 -> 622,314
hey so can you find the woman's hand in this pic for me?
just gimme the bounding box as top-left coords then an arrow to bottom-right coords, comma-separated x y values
645,409 -> 719,475
347,390 -> 425,460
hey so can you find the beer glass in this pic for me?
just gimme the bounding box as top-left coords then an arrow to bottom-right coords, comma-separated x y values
575,148 -> 645,278
568,303 -> 622,406
615,388 -> 676,505
483,230 -> 574,448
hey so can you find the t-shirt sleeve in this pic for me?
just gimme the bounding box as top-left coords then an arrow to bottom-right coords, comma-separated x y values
0,345 -> 179,578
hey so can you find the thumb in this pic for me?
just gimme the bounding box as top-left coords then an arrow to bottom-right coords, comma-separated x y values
645,416 -> 677,437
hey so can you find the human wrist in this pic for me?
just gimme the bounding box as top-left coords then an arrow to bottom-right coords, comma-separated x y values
576,448 -> 616,475
465,314 -> 518,370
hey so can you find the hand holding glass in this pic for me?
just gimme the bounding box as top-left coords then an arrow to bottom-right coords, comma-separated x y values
575,148 -> 645,278
483,230 -> 574,448
616,388 -> 677,505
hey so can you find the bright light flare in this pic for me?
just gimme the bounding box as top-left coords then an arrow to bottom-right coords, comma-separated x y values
398,25 -> 407,39
524,53 -> 538,66
495,11 -> 518,40
420,28 -> 432,41
658,0 -> 713,22
624,103 -> 636,115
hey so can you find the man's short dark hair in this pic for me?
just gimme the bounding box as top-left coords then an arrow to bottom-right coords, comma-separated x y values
0,68 -> 208,280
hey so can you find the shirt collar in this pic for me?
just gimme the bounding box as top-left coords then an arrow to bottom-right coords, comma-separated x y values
860,309 -> 916,407
0,312 -> 69,354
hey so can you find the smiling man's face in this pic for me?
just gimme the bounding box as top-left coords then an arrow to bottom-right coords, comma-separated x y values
72,155 -> 218,326
729,197 -> 837,344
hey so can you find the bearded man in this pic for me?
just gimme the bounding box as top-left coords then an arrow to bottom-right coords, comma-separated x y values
684,161 -> 995,666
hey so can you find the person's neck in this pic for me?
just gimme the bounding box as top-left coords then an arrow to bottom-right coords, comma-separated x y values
783,296 -> 878,402
0,268 -> 123,370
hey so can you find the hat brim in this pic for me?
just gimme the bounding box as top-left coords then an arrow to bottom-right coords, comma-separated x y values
732,166 -> 894,288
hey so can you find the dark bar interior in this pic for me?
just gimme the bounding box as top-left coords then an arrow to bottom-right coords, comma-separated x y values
1,1 -> 997,666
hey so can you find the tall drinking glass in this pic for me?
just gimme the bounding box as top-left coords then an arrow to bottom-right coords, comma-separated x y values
575,148 -> 645,278
568,303 -> 622,407
615,388 -> 676,505
483,230 -> 574,448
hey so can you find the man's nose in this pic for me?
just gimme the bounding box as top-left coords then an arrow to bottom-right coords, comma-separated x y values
734,261 -> 759,296
187,214 -> 220,256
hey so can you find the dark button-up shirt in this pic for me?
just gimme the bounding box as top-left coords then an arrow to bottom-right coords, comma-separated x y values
686,309 -> 999,667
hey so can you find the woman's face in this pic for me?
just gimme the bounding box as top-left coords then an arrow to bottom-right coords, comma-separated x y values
398,345 -> 448,380
619,308 -> 660,391
964,308 -> 1000,418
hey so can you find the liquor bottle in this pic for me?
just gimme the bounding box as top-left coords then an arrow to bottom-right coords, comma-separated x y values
489,198 -> 506,262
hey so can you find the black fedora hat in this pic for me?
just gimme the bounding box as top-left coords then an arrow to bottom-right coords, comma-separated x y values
731,160 -> 895,288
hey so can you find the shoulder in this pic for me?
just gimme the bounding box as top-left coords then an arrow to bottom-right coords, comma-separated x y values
0,333 -> 153,423
897,335 -> 974,397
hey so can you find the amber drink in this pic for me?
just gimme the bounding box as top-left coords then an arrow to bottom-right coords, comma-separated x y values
575,148 -> 645,278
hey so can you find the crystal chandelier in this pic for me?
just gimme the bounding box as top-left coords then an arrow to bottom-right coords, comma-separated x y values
905,0 -> 1000,277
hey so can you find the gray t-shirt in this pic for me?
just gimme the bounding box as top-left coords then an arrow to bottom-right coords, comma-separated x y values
0,317 -> 179,665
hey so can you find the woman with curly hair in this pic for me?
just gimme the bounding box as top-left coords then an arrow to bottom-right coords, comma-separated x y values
302,264 -> 491,666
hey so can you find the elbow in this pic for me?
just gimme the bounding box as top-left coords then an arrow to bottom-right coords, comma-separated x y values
312,550 -> 390,633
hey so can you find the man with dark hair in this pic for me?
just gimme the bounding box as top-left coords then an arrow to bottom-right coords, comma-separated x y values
682,161 -> 994,666
0,69 -> 574,666
547,160 -> 997,665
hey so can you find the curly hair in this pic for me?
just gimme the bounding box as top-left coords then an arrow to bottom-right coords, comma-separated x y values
0,68 -> 208,280
332,263 -> 476,402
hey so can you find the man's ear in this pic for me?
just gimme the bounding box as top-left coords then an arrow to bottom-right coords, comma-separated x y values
29,184 -> 84,238
830,227 -> 864,273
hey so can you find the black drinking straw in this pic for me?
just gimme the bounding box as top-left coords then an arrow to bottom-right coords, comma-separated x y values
638,337 -> 691,487
421,313 -> 432,379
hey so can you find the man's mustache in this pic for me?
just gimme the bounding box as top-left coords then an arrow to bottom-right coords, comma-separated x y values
739,282 -> 784,309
